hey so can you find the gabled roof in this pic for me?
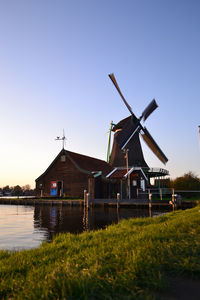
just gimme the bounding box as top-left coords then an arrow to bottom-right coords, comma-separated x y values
106,168 -> 130,179
66,150 -> 113,176
106,167 -> 148,180
36,149 -> 113,181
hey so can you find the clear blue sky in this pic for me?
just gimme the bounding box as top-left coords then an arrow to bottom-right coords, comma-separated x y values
0,0 -> 199,188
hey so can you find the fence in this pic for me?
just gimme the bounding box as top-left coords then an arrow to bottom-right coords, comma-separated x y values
138,188 -> 200,201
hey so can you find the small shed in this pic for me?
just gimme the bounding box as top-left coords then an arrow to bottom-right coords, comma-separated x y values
35,149 -> 113,198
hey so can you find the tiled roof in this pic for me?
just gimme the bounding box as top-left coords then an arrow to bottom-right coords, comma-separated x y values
108,169 -> 129,179
36,149 -> 113,181
66,150 -> 113,176
107,168 -> 141,179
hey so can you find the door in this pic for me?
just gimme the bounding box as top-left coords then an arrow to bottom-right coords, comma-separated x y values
57,181 -> 63,197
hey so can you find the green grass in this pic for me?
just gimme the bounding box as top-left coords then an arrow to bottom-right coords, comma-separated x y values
0,206 -> 200,299
152,196 -> 200,202
182,196 -> 200,202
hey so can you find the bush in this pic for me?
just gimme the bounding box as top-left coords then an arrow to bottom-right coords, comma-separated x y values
171,172 -> 200,198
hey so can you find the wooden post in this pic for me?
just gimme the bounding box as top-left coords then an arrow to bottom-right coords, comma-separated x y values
136,188 -> 139,198
128,175 -> 131,200
149,203 -> 152,217
160,188 -> 162,200
174,194 -> 177,209
172,188 -> 175,211
148,189 -> 152,209
84,190 -> 87,207
86,193 -> 90,210
120,181 -> 123,199
117,193 -> 120,209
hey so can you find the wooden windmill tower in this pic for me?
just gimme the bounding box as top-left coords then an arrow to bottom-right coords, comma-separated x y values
107,73 -> 168,169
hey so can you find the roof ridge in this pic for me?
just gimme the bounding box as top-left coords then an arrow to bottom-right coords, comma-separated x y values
64,149 -> 110,164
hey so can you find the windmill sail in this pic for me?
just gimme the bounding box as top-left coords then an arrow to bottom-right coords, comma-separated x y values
108,73 -> 168,167
141,127 -> 168,164
140,99 -> 158,121
108,73 -> 136,117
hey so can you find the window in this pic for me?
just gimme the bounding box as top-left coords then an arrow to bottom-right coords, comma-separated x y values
132,180 -> 137,186
61,155 -> 66,162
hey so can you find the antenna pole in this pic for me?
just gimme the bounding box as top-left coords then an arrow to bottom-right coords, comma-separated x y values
55,129 -> 66,150
125,149 -> 131,200
62,129 -> 65,149
107,121 -> 113,163
125,149 -> 129,173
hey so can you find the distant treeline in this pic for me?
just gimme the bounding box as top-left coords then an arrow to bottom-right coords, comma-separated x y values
155,172 -> 200,190
1,172 -> 199,197
154,172 -> 200,198
0,184 -> 35,196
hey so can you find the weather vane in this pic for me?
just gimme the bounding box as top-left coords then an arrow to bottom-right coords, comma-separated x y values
55,129 -> 66,149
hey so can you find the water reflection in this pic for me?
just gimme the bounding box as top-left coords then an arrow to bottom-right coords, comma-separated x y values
0,204 -> 168,250
0,205 -> 47,250
33,205 -> 166,241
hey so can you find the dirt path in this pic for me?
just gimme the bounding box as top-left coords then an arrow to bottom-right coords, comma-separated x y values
161,277 -> 200,300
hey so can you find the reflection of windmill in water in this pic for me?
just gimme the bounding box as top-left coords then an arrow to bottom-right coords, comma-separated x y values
106,74 -> 169,198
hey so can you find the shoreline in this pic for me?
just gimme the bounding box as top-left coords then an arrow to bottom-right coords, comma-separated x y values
0,197 -> 197,209
0,205 -> 200,299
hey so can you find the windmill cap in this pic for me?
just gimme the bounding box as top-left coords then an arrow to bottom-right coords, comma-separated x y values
112,116 -> 133,132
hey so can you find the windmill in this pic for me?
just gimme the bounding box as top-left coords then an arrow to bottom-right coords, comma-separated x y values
107,73 -> 168,168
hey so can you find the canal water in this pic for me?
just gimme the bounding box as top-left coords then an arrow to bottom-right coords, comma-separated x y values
0,204 -> 167,250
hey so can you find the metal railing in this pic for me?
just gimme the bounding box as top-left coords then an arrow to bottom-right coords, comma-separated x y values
138,188 -> 200,201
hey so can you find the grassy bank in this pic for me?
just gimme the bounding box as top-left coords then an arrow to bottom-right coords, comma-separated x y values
0,206 -> 200,299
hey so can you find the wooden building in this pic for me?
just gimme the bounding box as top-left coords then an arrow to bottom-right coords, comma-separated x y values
35,149 -> 113,198
35,147 -> 169,199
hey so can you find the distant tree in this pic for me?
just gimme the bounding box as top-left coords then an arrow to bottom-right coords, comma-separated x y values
22,184 -> 31,191
171,172 -> 200,190
21,184 -> 35,196
13,185 -> 23,196
2,185 -> 11,195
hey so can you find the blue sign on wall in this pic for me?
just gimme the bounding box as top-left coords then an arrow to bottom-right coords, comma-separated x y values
50,188 -> 57,196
